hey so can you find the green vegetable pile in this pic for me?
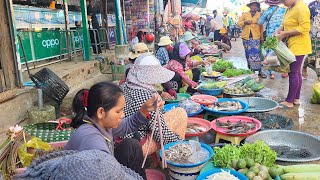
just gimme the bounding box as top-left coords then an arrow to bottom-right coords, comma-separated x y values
213,141 -> 277,168
200,59 -> 234,73
261,36 -> 278,50
195,81 -> 227,90
262,36 -> 296,73
232,159 -> 284,180
311,81 -> 320,104
222,69 -> 254,77
212,59 -> 234,72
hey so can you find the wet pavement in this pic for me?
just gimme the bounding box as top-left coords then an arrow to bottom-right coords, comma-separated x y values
224,39 -> 320,136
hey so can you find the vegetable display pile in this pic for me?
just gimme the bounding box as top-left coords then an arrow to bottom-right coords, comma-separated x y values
224,76 -> 264,95
261,36 -> 296,73
311,81 -> 320,104
196,81 -> 227,90
280,164 -> 320,180
213,141 -> 277,168
232,159 -> 283,180
222,69 -> 253,77
212,59 -> 234,72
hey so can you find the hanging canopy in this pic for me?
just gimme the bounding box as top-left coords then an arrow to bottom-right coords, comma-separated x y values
181,0 -> 207,8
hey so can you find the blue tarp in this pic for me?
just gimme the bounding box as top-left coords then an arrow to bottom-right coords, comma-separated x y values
181,0 -> 207,8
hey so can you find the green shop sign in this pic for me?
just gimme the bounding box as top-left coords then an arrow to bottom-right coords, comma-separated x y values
18,29 -> 83,63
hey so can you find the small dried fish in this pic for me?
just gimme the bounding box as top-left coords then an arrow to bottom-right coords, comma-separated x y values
165,143 -> 193,164
216,120 -> 256,134
207,101 -> 243,111
186,124 -> 207,133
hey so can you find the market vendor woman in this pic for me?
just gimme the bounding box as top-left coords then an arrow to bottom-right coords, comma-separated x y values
238,0 -> 267,78
65,82 -> 164,179
166,42 -> 213,93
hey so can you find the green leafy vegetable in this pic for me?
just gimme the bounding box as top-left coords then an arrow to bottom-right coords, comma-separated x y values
213,141 -> 277,168
212,59 -> 234,72
261,36 -> 278,50
213,144 -> 241,168
239,141 -> 277,167
222,69 -> 254,77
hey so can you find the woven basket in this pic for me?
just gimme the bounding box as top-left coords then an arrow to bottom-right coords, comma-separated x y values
24,122 -> 74,143
0,89 -> 17,103
112,65 -> 125,81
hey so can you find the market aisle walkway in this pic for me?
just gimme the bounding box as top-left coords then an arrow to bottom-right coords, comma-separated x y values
226,39 -> 320,136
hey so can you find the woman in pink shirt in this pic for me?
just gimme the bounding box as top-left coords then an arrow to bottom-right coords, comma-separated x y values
166,43 -> 212,93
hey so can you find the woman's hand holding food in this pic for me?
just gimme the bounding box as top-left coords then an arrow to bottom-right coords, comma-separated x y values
140,94 -> 165,117
167,89 -> 177,99
277,31 -> 288,41
190,81 -> 199,89
161,91 -> 174,100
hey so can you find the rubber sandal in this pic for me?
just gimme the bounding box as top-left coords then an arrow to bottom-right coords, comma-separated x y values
259,72 -> 267,78
278,103 -> 289,109
281,74 -> 288,78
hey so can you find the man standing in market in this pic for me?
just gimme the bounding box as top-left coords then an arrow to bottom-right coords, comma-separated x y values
87,0 -> 102,55
211,10 -> 224,41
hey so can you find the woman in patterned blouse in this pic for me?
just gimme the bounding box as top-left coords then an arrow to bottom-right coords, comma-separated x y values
155,36 -> 174,66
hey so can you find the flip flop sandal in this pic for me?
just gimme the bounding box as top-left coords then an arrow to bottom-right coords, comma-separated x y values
281,74 -> 289,78
278,104 -> 289,109
278,103 -> 293,109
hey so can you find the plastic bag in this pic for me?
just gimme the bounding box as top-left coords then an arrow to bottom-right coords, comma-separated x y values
311,81 -> 320,104
18,137 -> 52,167
188,140 -> 209,164
266,65 -> 291,73
264,51 -> 280,67
179,100 -> 201,114
205,64 -> 213,75
274,41 -> 296,66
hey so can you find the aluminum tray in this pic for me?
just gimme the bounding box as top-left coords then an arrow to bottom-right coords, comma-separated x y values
234,97 -> 279,112
245,130 -> 320,162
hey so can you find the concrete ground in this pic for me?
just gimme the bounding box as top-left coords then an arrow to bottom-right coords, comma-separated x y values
224,39 -> 320,136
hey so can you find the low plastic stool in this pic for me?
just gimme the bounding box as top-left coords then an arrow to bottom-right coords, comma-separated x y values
215,132 -> 246,145
204,111 -> 225,121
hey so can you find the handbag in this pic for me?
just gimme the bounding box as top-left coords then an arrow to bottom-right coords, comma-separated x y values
263,7 -> 279,39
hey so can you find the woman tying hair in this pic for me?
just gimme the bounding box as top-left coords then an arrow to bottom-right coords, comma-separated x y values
65,82 -> 164,179
121,53 -> 188,156
166,42 -> 213,93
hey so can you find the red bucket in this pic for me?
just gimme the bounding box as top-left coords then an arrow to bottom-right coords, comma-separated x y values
146,169 -> 166,180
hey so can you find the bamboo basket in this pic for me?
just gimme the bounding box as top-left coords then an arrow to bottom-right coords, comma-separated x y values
0,89 -> 17,103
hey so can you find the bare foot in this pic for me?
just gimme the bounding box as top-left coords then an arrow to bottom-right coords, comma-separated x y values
282,73 -> 288,78
302,68 -> 308,79
278,101 -> 294,109
270,74 -> 275,79
294,99 -> 300,105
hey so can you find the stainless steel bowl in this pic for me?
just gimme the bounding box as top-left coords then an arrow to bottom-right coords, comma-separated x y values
245,130 -> 320,162
234,97 -> 278,112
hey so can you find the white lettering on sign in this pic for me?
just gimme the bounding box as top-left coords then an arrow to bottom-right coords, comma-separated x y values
73,35 -> 83,43
109,30 -> 115,38
42,39 -> 59,48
